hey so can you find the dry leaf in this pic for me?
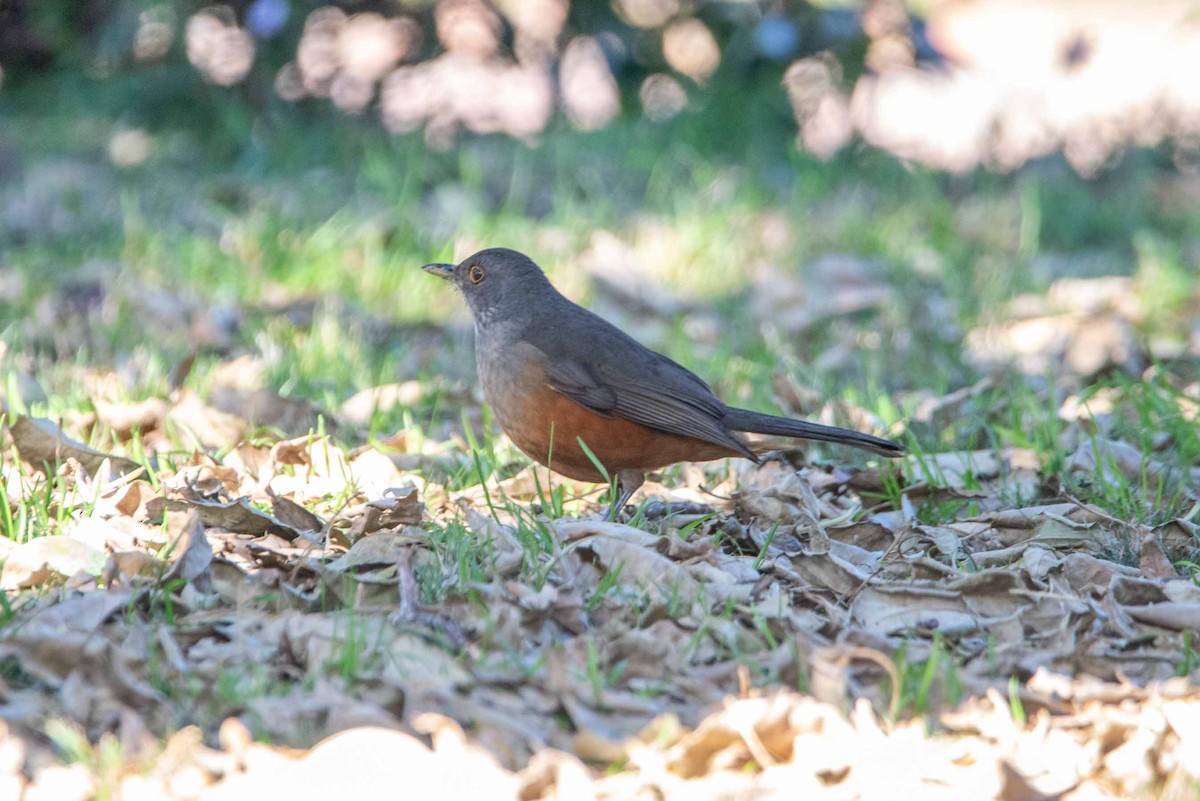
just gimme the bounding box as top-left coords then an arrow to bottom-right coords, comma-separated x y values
209,386 -> 327,438
344,487 -> 424,537
162,510 -> 213,592
10,415 -> 140,476
339,381 -> 427,426
166,391 -> 249,450
556,519 -> 705,611
325,529 -> 426,573
0,537 -> 106,590
147,496 -> 299,539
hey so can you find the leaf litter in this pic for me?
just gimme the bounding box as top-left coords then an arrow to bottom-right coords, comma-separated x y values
3,274 -> 1200,798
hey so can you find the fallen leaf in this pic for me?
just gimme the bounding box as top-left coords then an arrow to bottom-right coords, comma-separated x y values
92,397 -> 168,438
339,381 -> 427,426
10,416 -> 139,476
209,387 -> 327,438
166,391 -> 249,450
0,537 -> 106,590
556,520 -> 704,611
344,487 -> 424,537
325,529 -> 427,573
147,496 -> 299,539
162,510 -> 213,592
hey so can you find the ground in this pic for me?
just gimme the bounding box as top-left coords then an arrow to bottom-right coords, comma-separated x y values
1,69 -> 1200,799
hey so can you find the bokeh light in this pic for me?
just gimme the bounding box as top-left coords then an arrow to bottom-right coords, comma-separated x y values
185,8 -> 255,86
108,129 -> 151,168
436,0 -> 501,57
339,14 -> 414,83
754,13 -> 799,61
246,0 -> 290,39
133,8 -> 175,63
506,0 -> 569,63
640,73 -> 687,121
662,19 -> 720,82
147,0 -> 1200,172
614,0 -> 680,30
559,36 -> 620,131
296,7 -> 346,96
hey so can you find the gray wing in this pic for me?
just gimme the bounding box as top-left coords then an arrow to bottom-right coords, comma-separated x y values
540,339 -> 755,459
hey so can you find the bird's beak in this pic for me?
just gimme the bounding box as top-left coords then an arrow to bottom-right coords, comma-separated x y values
422,263 -> 455,281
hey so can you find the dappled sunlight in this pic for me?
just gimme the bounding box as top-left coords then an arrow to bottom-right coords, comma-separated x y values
640,73 -> 688,121
133,7 -> 175,63
559,36 -> 620,132
266,0 -> 580,142
789,0 -> 1200,173
784,56 -> 854,159
107,128 -> 151,168
380,54 -> 555,145
662,19 -> 721,83
287,7 -> 419,112
615,0 -> 680,30
185,8 -> 254,86
435,0 -> 501,57
147,0 -> 1200,167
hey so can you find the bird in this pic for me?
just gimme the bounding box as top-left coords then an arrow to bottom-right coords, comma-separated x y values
424,248 -> 903,515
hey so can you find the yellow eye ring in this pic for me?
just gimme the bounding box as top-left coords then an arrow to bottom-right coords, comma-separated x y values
468,265 -> 485,284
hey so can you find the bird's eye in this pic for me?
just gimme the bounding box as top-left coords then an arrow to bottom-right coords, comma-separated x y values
468,265 -> 485,284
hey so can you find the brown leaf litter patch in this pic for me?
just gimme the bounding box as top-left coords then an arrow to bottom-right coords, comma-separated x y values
1,382 -> 1200,798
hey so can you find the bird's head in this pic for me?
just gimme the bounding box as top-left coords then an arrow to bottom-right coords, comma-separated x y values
423,247 -> 553,326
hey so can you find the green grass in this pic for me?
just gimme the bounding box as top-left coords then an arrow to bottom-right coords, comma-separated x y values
891,633 -> 964,720
3,55 -> 1200,770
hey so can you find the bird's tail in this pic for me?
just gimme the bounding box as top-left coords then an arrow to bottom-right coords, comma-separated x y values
724,408 -> 904,457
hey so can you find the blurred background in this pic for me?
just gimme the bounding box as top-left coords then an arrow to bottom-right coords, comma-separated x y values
6,0 -> 1200,169
2,0 -> 1200,475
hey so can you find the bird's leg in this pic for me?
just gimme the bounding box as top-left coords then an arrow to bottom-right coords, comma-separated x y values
608,469 -> 645,521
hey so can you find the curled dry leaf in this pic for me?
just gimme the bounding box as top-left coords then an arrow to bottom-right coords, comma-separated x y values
266,435 -> 406,503
267,489 -> 325,536
1122,602 -> 1200,631
1137,526 -> 1177,579
849,569 -> 1029,640
324,528 -> 427,574
96,479 -> 157,520
9,415 -> 140,476
147,496 -> 299,540
162,509 -> 213,592
343,486 -> 424,538
65,517 -> 149,552
103,550 -> 166,586
350,448 -> 410,497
